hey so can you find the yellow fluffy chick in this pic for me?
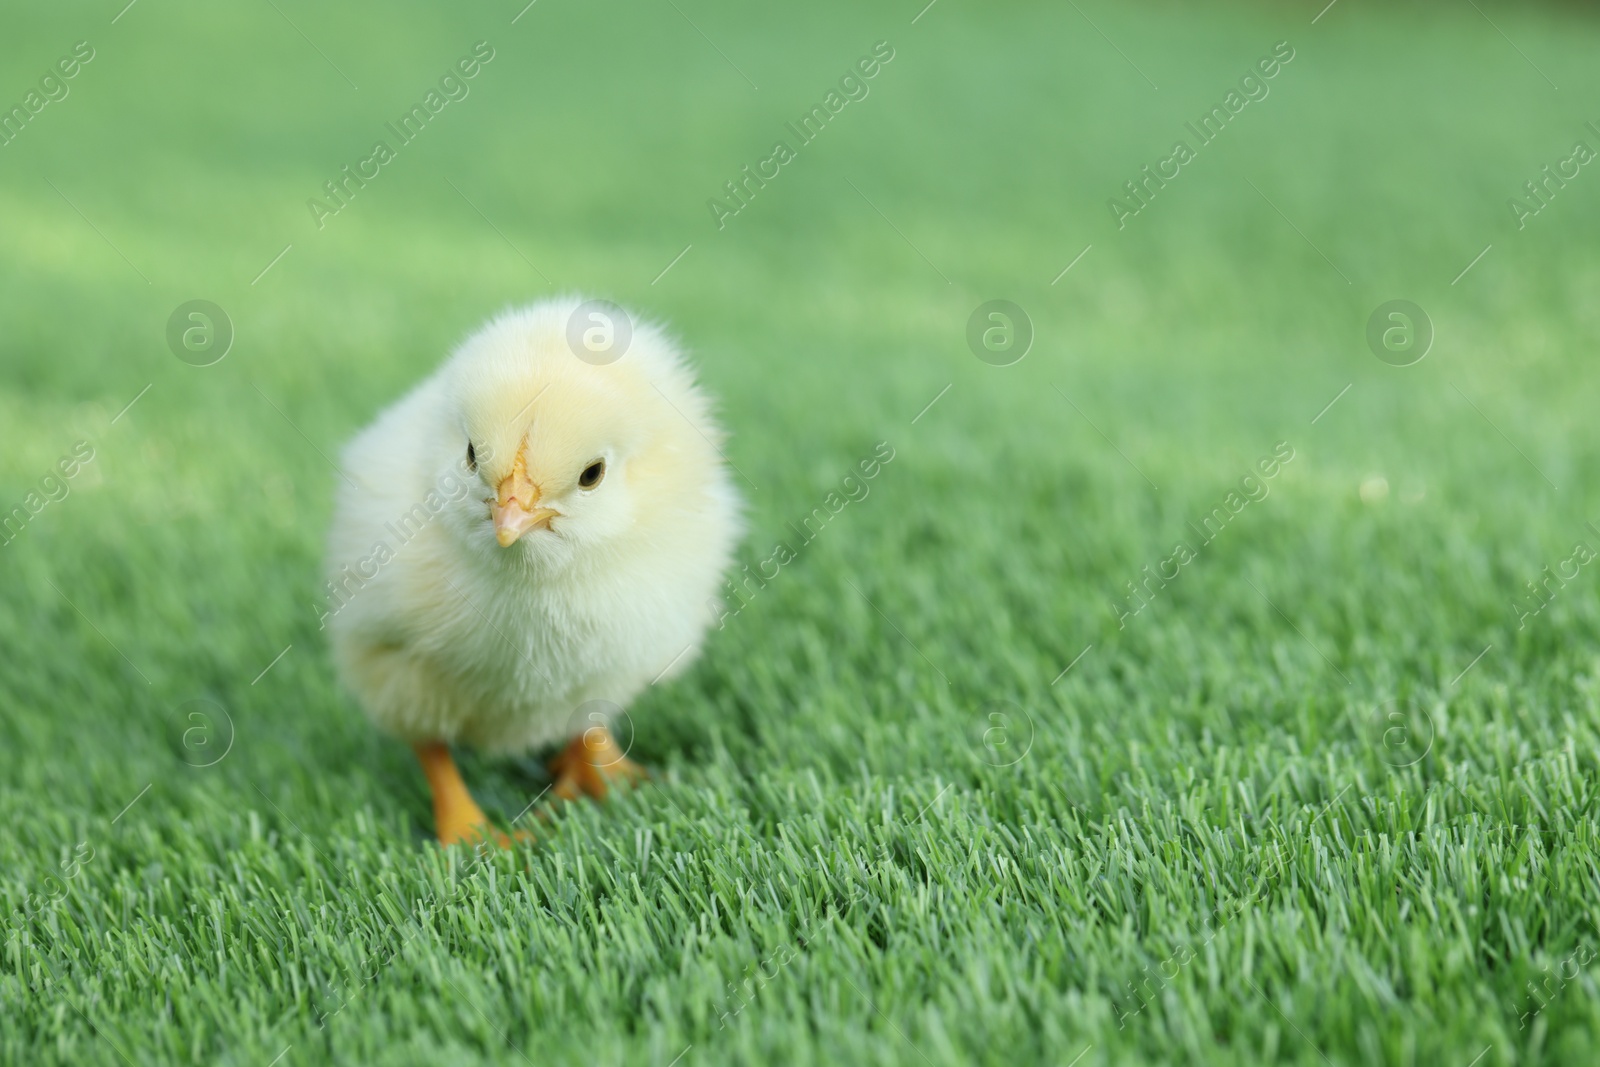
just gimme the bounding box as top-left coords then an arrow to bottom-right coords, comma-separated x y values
325,298 -> 741,846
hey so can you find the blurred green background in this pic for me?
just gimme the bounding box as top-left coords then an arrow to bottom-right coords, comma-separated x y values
3,0 -> 1600,1064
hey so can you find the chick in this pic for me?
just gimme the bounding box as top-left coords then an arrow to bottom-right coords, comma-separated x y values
325,298 -> 742,846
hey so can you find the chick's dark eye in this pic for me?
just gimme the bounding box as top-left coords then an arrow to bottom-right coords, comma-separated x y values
579,459 -> 605,489
466,442 -> 477,472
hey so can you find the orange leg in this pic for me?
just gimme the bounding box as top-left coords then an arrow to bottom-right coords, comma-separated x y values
413,742 -> 529,848
548,725 -> 649,802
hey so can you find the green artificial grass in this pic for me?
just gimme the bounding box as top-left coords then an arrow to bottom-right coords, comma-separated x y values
4,0 -> 1600,1063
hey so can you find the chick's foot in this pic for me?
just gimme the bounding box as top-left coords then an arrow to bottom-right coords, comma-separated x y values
548,726 -> 648,802
413,741 -> 533,848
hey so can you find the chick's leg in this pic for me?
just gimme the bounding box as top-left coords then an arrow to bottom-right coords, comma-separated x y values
413,742 -> 527,847
548,726 -> 648,802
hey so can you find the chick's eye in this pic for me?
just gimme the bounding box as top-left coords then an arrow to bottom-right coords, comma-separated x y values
466,442 -> 477,472
578,459 -> 605,489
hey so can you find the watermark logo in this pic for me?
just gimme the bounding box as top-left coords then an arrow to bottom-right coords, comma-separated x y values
976,699 -> 1034,767
1366,300 -> 1432,367
1511,535 -> 1597,631
706,41 -> 896,230
1372,698 -> 1433,768
565,300 -> 632,365
1111,441 -> 1296,629
166,300 -> 233,366
319,450 -> 487,630
563,699 -> 633,767
710,442 -> 896,629
306,42 -> 496,230
1508,123 -> 1598,230
177,698 -> 235,768
0,439 -> 95,548
966,300 -> 1032,366
0,40 -> 95,149
1107,40 -> 1296,229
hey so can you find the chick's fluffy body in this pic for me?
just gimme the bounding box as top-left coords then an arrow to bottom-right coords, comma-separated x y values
326,299 -> 740,754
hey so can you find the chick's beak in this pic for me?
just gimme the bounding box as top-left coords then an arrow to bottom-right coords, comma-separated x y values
492,464 -> 558,546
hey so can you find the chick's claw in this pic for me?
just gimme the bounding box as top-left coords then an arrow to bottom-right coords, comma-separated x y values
548,726 -> 649,802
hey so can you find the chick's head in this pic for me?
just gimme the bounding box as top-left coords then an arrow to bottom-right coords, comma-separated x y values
439,301 -> 724,570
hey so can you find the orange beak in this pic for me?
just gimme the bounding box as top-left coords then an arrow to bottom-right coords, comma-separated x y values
492,457 -> 558,546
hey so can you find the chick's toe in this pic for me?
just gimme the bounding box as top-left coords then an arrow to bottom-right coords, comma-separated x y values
548,726 -> 649,803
